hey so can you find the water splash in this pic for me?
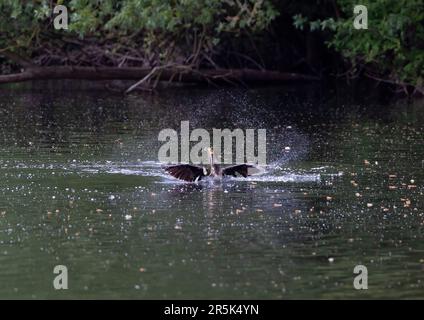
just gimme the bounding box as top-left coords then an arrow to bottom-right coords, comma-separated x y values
1,159 -> 342,185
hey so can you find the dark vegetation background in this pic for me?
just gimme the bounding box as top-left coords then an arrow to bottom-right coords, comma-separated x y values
0,0 -> 423,94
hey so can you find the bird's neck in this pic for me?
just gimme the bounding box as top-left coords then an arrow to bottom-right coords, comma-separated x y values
210,164 -> 220,176
208,153 -> 220,176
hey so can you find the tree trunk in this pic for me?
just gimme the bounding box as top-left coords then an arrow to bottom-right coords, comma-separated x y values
0,66 -> 318,85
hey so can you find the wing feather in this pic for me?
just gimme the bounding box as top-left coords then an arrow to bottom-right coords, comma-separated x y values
222,164 -> 260,178
165,164 -> 207,182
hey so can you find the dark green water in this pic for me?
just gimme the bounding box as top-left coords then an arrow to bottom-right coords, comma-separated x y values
0,82 -> 423,299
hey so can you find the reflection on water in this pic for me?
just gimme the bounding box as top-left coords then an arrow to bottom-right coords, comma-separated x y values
0,81 -> 423,298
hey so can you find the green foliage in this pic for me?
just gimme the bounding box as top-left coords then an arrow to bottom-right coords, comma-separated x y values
0,0 -> 278,65
0,1 -> 45,53
1,0 -> 422,92
292,0 -> 424,89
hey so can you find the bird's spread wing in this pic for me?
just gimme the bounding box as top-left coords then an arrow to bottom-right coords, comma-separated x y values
222,164 -> 261,178
165,164 -> 207,182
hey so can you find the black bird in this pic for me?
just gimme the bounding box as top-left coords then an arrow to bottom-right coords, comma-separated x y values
164,148 -> 261,182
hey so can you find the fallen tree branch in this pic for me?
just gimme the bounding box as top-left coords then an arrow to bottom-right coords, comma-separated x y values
365,72 -> 424,96
0,66 -> 319,86
125,65 -> 166,93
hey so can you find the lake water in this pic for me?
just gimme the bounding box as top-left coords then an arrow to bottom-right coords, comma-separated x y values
0,81 -> 423,299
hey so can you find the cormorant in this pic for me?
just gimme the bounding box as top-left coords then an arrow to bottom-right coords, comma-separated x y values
164,148 -> 260,182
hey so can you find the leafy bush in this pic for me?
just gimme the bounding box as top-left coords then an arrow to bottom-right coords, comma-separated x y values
293,0 -> 424,91
0,0 -> 278,67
